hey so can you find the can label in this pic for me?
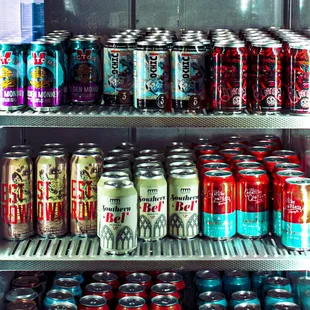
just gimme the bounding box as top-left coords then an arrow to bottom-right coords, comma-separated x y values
134,49 -> 169,110
27,50 -> 64,107
138,185 -> 167,240
99,196 -> 137,253
36,158 -> 67,237
168,185 -> 199,238
0,49 -> 25,107
237,210 -> 269,237
70,48 -> 101,103
273,210 -> 282,237
172,51 -> 206,110
1,158 -> 33,239
70,157 -> 102,236
104,47 -> 133,104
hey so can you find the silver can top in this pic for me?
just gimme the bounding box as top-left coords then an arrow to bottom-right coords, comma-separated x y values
79,295 -> 107,307
118,296 -> 146,307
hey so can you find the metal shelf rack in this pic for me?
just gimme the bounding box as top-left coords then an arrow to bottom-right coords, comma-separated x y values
1,106 -> 310,128
0,236 -> 309,271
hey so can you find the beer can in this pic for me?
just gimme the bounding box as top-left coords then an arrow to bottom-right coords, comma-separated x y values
229,291 -> 260,309
264,277 -> 292,296
42,143 -> 66,150
167,160 -> 197,174
76,143 -> 104,157
165,154 -> 194,167
282,177 -> 310,250
8,300 -> 37,310
116,296 -> 148,310
223,271 -> 251,297
236,169 -> 270,238
97,180 -> 138,255
265,290 -> 294,310
55,272 -> 84,285
252,271 -> 280,300
197,291 -> 227,308
202,170 -> 236,240
104,164 -> 132,180
286,270 -> 308,303
48,302 -> 77,310
70,149 -> 103,237
52,279 -> 82,303
234,303 -> 261,310
5,288 -> 38,304
135,170 -> 167,241
150,283 -> 180,300
7,145 -> 32,156
272,150 -> 300,165
12,276 -> 42,296
117,283 -> 148,300
272,302 -> 299,310
273,170 -> 304,237
126,273 -> 153,290
36,150 -> 68,238
247,146 -> 270,162
104,156 -> 130,167
194,270 -> 222,293
137,149 -> 165,163
78,295 -> 108,310
135,162 -> 165,175
43,289 -> 76,309
150,295 -> 181,310
199,305 -> 226,310
0,152 -> 34,240
85,283 -> 114,309
168,169 -> 199,239
92,272 -> 120,292
200,163 -> 231,178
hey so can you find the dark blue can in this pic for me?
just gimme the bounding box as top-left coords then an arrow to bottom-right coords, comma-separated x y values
43,289 -> 76,310
195,270 -> 222,293
197,291 -> 227,308
229,291 -> 261,309
52,278 -> 82,303
54,272 -> 84,285
263,277 -> 292,297
252,271 -> 280,300
272,302 -> 300,310
223,271 -> 251,297
264,289 -> 294,310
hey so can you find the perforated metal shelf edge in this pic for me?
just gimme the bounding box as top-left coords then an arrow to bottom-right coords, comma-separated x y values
0,236 -> 309,271
1,107 -> 310,128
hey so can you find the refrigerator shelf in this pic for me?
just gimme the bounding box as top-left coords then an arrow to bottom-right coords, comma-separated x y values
1,106 -> 310,128
0,235 -> 309,271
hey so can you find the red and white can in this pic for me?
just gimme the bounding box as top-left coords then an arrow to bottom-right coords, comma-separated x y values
220,142 -> 247,152
219,149 -> 243,163
194,145 -> 219,158
92,272 -> 120,292
150,283 -> 180,300
126,273 -> 153,290
78,295 -> 108,310
150,295 -> 181,310
263,156 -> 288,173
230,154 -> 257,169
253,134 -> 282,149
198,154 -> 225,171
235,162 -> 264,174
116,296 -> 148,310
84,283 -> 114,308
116,283 -> 148,301
247,146 -> 270,161
252,140 -> 279,152
272,150 -> 300,165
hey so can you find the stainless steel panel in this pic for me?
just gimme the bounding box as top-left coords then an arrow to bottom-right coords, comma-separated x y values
0,236 -> 309,271
291,0 -> 310,29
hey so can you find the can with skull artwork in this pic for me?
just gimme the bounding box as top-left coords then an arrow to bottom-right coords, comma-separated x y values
104,38 -> 136,106
70,149 -> 103,237
36,150 -> 68,238
171,41 -> 206,112
133,41 -> 170,112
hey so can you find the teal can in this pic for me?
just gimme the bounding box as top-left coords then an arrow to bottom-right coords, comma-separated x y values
264,289 -> 294,310
252,271 -> 281,300
198,291 -> 227,308
263,277 -> 292,297
272,302 -> 300,310
195,270 -> 222,293
199,304 -> 226,310
52,278 -> 82,303
43,289 -> 76,310
286,271 -> 309,303
223,271 -> 251,297
229,291 -> 260,309
296,276 -> 310,307
234,303 -> 261,310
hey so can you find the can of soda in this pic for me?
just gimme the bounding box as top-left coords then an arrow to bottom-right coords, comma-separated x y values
264,277 -> 292,296
5,288 -> 38,305
116,296 -> 148,310
48,302 -> 77,310
126,273 -> 153,290
282,177 -> 310,250
199,305 -> 226,310
0,42 -> 26,111
219,149 -> 243,163
36,150 -> 68,238
197,291 -> 227,308
220,143 -> 247,152
247,146 -> 270,162
252,271 -> 280,300
92,272 -> 120,293
296,276 -> 310,306
272,302 -> 299,310
223,271 -> 251,297
150,283 -> 180,300
272,150 -> 300,165
135,170 -> 167,241
252,140 -> 279,152
97,180 -> 138,255
168,169 -> 199,239
0,152 -> 34,240
234,303 -> 261,310
76,143 -> 103,156
52,279 -> 82,303
231,155 -> 257,169
117,283 -> 148,301
264,289 -> 294,310
8,300 -> 38,310
85,283 -> 114,309
194,270 -> 222,293
202,170 -> 236,240
55,272 -> 84,285
43,289 -> 76,310
235,162 -> 264,174
150,295 -> 181,310
198,154 -> 225,170
263,156 -> 288,174
12,276 -> 42,296
78,295 -> 109,310
301,290 -> 310,310
229,291 -> 260,309
254,134 -> 282,149
237,169 -> 270,238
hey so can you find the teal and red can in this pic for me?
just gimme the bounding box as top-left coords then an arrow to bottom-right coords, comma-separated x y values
43,289 -> 76,310
55,272 -> 84,285
197,291 -> 227,308
0,42 -> 26,111
263,277 -> 292,296
236,169 -> 270,238
69,37 -> 102,104
229,291 -> 260,309
52,278 -> 82,303
223,271 -> 251,297
273,170 -> 304,237
202,170 -> 236,240
27,40 -> 65,111
282,177 -> 310,250
194,270 -> 222,293
264,289 -> 294,310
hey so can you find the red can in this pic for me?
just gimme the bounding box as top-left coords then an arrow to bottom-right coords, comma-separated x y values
11,276 -> 42,295
191,138 -> 217,149
118,272 -> 136,282
247,146 -> 271,161
198,154 -> 225,171
273,170 -> 304,237
148,271 -> 164,280
252,140 -> 279,151
156,273 -> 185,301
219,149 -> 243,163
200,162 -> 231,177
263,156 -> 288,173
150,295 -> 181,310
253,134 -> 282,148
85,283 -> 114,308
150,283 -> 180,300
223,135 -> 249,145
92,272 -> 120,292
272,150 -> 300,164
116,296 -> 148,310
274,162 -> 302,173
126,273 -> 153,290
117,283 -> 148,300
78,295 -> 108,310
195,145 -> 219,158
212,41 -> 248,114
220,142 -> 247,152
230,154 -> 257,169
236,169 -> 270,238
